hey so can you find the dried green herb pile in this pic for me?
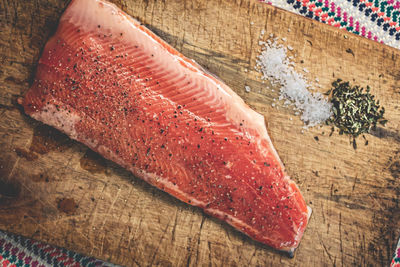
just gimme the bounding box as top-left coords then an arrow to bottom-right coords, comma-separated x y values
326,79 -> 387,144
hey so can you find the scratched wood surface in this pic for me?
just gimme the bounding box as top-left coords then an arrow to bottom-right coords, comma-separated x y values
0,0 -> 399,266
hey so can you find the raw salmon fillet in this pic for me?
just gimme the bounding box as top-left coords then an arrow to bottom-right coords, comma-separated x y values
21,0 -> 310,253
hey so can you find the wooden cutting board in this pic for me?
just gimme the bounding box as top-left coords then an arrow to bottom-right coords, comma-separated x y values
1,0 -> 399,266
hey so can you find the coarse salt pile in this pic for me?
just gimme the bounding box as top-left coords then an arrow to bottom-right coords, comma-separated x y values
255,38 -> 332,128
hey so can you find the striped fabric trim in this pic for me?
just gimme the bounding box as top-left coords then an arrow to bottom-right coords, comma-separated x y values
261,0 -> 400,49
391,236 -> 400,267
0,231 -> 118,267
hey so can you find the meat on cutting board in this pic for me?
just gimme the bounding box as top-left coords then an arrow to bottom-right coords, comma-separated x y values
20,0 -> 310,253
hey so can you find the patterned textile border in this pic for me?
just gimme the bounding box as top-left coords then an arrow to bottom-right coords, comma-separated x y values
261,0 -> 400,49
391,236 -> 400,267
0,230 -> 118,267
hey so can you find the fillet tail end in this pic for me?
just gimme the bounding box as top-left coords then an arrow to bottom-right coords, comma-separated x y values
283,205 -> 312,258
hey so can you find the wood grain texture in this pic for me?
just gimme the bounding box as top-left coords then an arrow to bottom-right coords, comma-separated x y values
0,0 -> 399,266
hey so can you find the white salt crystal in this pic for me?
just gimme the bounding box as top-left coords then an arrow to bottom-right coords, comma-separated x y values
245,85 -> 251,93
282,37 -> 287,42
284,100 -> 291,106
303,68 -> 309,73
261,29 -> 265,35
254,39 -> 332,127
287,45 -> 293,51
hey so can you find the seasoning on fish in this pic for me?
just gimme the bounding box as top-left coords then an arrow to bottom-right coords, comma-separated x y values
20,0 -> 310,254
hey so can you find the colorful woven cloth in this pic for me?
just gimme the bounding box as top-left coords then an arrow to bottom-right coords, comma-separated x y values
261,0 -> 400,49
0,230 -> 117,267
391,237 -> 400,267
